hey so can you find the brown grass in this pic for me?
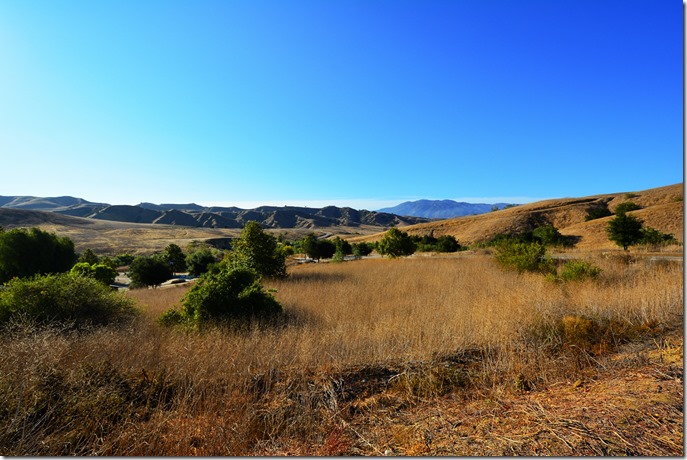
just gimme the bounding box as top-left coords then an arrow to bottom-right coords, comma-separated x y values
0,253 -> 682,455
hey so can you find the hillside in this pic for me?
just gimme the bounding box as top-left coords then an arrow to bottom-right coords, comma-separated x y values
353,183 -> 684,249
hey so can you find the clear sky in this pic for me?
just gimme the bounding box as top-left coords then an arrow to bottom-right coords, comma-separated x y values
0,0 -> 682,210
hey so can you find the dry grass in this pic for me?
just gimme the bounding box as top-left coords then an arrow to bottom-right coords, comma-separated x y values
0,253 -> 682,455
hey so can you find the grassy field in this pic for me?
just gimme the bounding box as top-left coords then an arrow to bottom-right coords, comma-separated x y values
0,252 -> 682,455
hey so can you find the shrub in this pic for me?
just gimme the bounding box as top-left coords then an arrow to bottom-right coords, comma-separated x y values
161,267 -> 282,328
532,225 -> 567,247
494,241 -> 553,273
585,205 -> 613,221
639,227 -> 677,246
614,201 -> 641,215
0,273 -> 137,327
558,259 -> 601,282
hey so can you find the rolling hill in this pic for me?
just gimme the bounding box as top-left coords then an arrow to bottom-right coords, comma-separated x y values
0,197 -> 428,230
353,183 -> 684,250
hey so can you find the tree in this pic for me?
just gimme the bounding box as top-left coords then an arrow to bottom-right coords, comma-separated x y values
333,237 -> 352,256
352,242 -> 373,259
377,228 -> 416,258
436,235 -> 461,252
607,213 -> 644,250
316,239 -> 337,260
78,248 -> 100,265
70,262 -> 117,286
0,227 -> 76,283
300,233 -> 321,260
164,243 -> 187,273
128,255 -> 172,288
228,221 -> 286,278
186,249 -> 217,277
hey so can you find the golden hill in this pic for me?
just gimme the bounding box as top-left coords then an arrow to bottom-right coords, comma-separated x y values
350,183 -> 683,250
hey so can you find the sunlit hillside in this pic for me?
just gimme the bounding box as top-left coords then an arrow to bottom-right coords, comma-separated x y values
350,183 -> 683,250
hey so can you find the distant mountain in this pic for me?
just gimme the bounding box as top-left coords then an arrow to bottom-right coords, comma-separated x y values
378,199 -> 517,219
0,195 -> 429,230
0,195 -> 105,211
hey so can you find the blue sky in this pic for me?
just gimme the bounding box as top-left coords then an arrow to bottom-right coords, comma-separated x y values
0,0 -> 682,210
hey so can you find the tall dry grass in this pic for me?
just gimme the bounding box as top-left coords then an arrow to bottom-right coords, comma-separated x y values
0,254 -> 682,455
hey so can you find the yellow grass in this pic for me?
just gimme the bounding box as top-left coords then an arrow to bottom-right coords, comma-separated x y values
1,253 -> 682,455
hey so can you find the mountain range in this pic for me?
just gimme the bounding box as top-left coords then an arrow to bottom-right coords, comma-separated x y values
377,199 -> 516,219
0,195 -> 429,230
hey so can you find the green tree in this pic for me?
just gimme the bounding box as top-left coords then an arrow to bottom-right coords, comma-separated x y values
129,255 -> 172,288
377,228 -> 416,258
300,233 -> 321,260
77,248 -> 100,265
436,235 -> 461,252
607,213 -> 644,250
186,249 -> 217,277
113,253 -> 135,267
228,221 -> 286,278
70,262 -> 117,286
164,243 -> 187,273
352,242 -> 373,259
92,263 -> 117,285
333,237 -> 352,255
316,239 -> 337,260
0,227 -> 76,283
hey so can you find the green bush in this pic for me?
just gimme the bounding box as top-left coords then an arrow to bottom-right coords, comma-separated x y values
70,262 -> 117,285
639,227 -> 677,246
558,259 -> 601,282
160,267 -> 282,328
495,241 -> 553,273
614,201 -> 641,215
0,273 -> 137,327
